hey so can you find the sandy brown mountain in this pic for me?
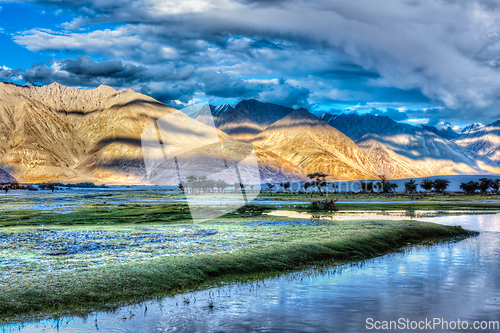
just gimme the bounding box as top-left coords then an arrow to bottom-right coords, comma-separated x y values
251,109 -> 377,180
0,82 -> 304,183
0,82 -> 176,183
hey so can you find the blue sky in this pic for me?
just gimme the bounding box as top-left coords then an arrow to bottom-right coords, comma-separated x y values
2,0 -> 500,127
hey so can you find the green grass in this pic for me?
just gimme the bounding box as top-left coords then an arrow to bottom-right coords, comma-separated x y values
1,199 -> 497,229
0,204 -> 193,227
0,192 -> 490,323
0,218 -> 470,322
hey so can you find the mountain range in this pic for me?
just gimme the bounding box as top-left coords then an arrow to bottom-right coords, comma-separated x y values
251,109 -> 376,179
0,82 -> 176,183
0,82 -> 302,183
197,100 -> 500,179
316,113 -> 499,179
193,100 -> 295,141
1,82 -> 499,184
454,120 -> 500,162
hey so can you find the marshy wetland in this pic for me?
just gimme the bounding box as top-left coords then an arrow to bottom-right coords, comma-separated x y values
0,187 -> 498,331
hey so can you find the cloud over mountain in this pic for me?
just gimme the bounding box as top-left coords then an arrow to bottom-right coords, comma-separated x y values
4,0 -> 500,123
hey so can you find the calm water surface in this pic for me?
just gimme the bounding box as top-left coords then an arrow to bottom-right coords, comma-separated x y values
4,213 -> 500,332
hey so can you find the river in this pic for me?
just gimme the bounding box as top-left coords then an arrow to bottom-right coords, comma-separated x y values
3,213 -> 500,332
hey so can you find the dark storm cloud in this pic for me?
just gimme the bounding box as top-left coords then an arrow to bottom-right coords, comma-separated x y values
61,56 -> 146,78
0,66 -> 16,79
202,71 -> 262,99
7,0 -> 500,123
313,65 -> 380,81
138,80 -> 201,104
259,78 -> 311,109
369,108 -> 408,121
14,56 -> 197,94
20,56 -> 148,87
201,72 -> 310,108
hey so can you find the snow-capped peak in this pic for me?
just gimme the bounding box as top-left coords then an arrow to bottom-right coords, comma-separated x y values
435,121 -> 462,134
211,103 -> 233,116
461,122 -> 485,134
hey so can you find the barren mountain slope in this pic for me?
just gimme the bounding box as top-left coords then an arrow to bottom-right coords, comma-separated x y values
0,82 -> 304,183
210,99 -> 295,141
0,82 -> 176,182
0,83 -> 87,182
252,109 -> 376,180
141,109 -> 305,184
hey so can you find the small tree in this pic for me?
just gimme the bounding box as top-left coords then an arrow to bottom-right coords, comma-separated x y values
279,182 -> 291,193
404,179 -> 418,194
202,178 -> 214,193
460,181 -> 478,195
478,178 -> 492,195
359,181 -> 374,193
433,178 -> 450,194
185,176 -> 197,194
420,178 -> 434,192
266,183 -> 275,196
302,182 -> 311,193
216,180 -> 229,193
376,180 -> 398,193
307,173 -> 327,196
491,179 -> 500,194
47,183 -> 56,193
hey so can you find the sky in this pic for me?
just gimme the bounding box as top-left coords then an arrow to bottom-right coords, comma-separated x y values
1,0 -> 500,127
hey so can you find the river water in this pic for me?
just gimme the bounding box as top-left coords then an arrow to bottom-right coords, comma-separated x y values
4,213 -> 500,332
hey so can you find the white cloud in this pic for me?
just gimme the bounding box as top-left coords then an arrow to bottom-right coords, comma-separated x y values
406,118 -> 430,125
10,0 -> 500,122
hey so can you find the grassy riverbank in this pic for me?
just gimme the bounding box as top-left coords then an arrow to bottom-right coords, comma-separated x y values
0,198 -> 498,228
0,214 -> 470,322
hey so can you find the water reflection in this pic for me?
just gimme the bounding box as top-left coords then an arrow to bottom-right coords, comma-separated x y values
264,209 -> 490,221
4,214 -> 500,332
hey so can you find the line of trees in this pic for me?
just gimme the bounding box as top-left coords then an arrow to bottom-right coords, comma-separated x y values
266,173 -> 339,197
417,178 -> 451,194
0,183 -> 34,193
182,176 -> 230,194
265,176 -> 452,196
180,176 -> 257,195
360,180 -> 399,193
264,177 -> 457,196
179,175 -> 500,196
459,178 -> 500,195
